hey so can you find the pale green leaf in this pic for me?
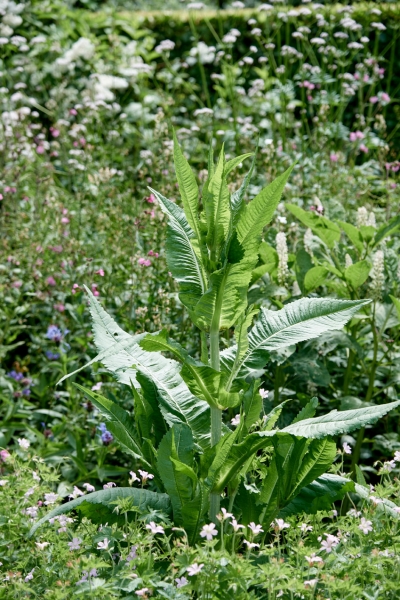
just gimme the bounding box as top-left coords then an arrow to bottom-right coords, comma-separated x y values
224,153 -> 253,178
338,221 -> 364,254
173,131 -> 200,239
304,266 -> 329,292
389,295 -> 400,321
289,438 -> 337,500
344,260 -> 371,289
287,205 -> 341,248
230,148 -> 258,227
206,147 -> 231,262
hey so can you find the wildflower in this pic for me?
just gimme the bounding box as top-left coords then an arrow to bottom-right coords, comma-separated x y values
304,579 -> 318,589
394,451 -> 400,462
0,449 -> 10,462
97,538 -> 110,550
359,517 -> 373,534
231,414 -> 240,426
359,144 -> 368,154
98,423 -> 113,445
369,96 -> 379,104
46,325 -> 63,342
305,553 -> 323,566
46,351 -> 60,360
369,250 -> 385,300
71,283 -> 80,294
231,518 -> 245,532
276,232 -> 289,285
24,487 -> 35,498
155,39 -> 175,53
91,382 -> 102,392
126,545 -> 137,562
146,521 -> 165,535
18,438 -> 30,450
259,388 -> 269,399
138,257 -> 151,267
217,508 -> 233,522
95,269 -> 105,276
0,480 -> 7,486
248,522 -> 264,535
24,569 -> 34,582
244,540 -> 260,549
35,542 -> 49,550
347,509 -> 361,517
46,276 -> 56,286
371,22 -> 386,31
69,486 -> 85,499
129,471 -> 139,484
175,576 -> 188,588
187,562 -> 204,576
330,152 -> 339,162
200,523 -> 218,541
381,460 -> 396,473
103,482 -> 116,489
139,470 -> 154,485
343,442 -> 352,454
320,533 -> 339,553
274,519 -> 290,531
68,538 -> 82,551
136,589 -> 150,597
44,492 -> 59,506
82,483 -> 95,492
369,495 -> 383,506
367,212 -> 376,228
299,523 -> 313,533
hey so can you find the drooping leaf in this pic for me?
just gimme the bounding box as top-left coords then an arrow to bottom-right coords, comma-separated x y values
236,164 -> 294,256
73,384 -> 152,469
157,424 -> 194,524
181,481 -> 209,544
304,266 -> 329,292
28,488 -> 171,537
280,474 -> 354,517
287,205 -> 341,248
150,188 -> 206,312
220,297 -> 370,381
289,438 -> 337,500
224,153 -> 254,178
282,399 -> 400,439
173,131 -> 201,239
344,260 -> 371,289
338,221 -> 364,254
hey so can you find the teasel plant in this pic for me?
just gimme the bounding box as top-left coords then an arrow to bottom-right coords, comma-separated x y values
29,134 -> 400,544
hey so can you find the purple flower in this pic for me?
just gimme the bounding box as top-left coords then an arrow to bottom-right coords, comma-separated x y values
7,370 -> 24,381
22,388 -> 31,396
98,423 -> 113,445
46,351 -> 60,360
46,325 -> 63,342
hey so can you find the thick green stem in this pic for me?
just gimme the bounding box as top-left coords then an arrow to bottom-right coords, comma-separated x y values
209,325 -> 221,522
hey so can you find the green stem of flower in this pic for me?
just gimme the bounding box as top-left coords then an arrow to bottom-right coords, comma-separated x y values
209,324 -> 221,523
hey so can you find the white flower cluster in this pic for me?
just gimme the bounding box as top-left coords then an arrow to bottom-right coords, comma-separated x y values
276,231 -> 289,286
55,37 -> 95,71
369,250 -> 385,300
187,41 -> 216,65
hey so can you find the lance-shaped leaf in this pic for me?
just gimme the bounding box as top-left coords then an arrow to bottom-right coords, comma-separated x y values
220,297 -> 371,380
281,399 -> 400,439
73,384 -> 153,471
206,147 -> 231,262
374,214 -> 400,246
224,153 -> 254,178
291,397 -> 319,424
182,481 -> 209,545
157,424 -> 194,525
28,488 -> 171,537
287,204 -> 341,248
236,164 -> 294,256
230,148 -> 258,227
173,131 -> 201,239
344,260 -> 371,289
288,437 -> 337,500
150,188 -> 206,312
338,221 -> 364,254
279,474 -> 354,518
61,289 -> 210,448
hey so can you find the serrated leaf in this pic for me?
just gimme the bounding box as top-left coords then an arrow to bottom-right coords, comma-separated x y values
344,260 -> 370,289
173,131 -> 201,239
221,298 -> 370,381
304,266 -> 329,292
28,488 -> 170,537
224,153 -> 253,178
289,438 -> 336,500
374,215 -> 400,245
150,188 -> 206,312
230,147 -> 258,227
354,482 -> 400,519
206,147 -> 231,262
237,164 -> 294,256
287,205 -> 340,248
338,221 -> 364,254
181,481 -> 209,544
282,399 -> 400,439
291,397 -> 319,424
280,474 -> 354,517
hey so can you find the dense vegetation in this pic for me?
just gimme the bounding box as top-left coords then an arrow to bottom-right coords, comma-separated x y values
1,1 -> 400,598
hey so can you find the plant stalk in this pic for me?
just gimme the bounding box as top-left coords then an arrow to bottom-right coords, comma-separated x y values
209,325 -> 221,522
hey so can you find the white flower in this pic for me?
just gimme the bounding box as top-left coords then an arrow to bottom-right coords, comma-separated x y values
305,553 -> 323,566
175,576 -> 188,588
188,41 -> 215,65
231,518 -> 245,532
343,442 -> 352,455
274,518 -> 290,531
320,533 -> 339,553
32,471 -> 40,482
103,482 -> 116,489
231,414 -> 240,426
145,521 -> 165,535
304,579 -> 318,589
371,22 -> 386,31
248,522 -> 264,535
369,250 -> 385,300
223,34 -> 237,44
187,562 -> 204,576
0,480 -> 7,486
97,538 -> 110,550
356,206 -> 368,227
129,471 -> 139,484
244,540 -> 260,549
369,495 -> 383,506
276,232 -> 289,285
136,588 -> 150,597
3,14 -> 23,27
138,470 -> 154,484
359,517 -> 373,534
187,2 -> 205,9
217,508 -> 233,522
200,523 -> 218,541
91,382 -> 102,391
299,523 -> 313,533
193,107 -> 214,117
82,482 -> 95,492
44,492 -> 59,505
155,39 -> 175,53
24,568 -> 34,582
232,1 -> 245,7
68,486 -> 85,499
259,388 -> 269,399
35,542 -> 49,550
394,451 -> 400,463
25,506 -> 38,518
18,438 -> 30,450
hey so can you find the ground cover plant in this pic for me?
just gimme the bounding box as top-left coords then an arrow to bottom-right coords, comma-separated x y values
1,0 -> 400,597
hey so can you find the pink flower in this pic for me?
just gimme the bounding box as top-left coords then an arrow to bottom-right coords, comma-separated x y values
53,303 -> 65,312
36,145 -> 45,154
71,283 -> 80,294
359,517 -> 373,534
138,258 -> 151,267
320,533 -> 339,553
50,245 -> 63,253
147,250 -> 159,257
12,281 -> 23,288
79,138 -> 86,146
146,194 -> 156,203
0,450 -> 10,462
369,96 -> 379,104
359,144 -> 368,153
381,92 -> 390,103
145,521 -> 165,535
91,283 -> 99,297
330,153 -> 339,162
61,217 -> 70,224
200,523 -> 218,541
69,108 -> 77,115
50,128 -> 60,138
83,483 -> 95,492
46,276 -> 56,286
95,269 -> 105,276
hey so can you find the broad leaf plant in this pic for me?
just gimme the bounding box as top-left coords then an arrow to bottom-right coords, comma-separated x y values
30,136 -> 400,543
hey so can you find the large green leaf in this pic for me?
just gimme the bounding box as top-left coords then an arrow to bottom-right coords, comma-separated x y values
354,482 -> 400,519
304,266 -> 329,292
280,474 -> 354,517
60,289 -> 210,448
173,131 -> 201,239
230,148 -> 258,227
287,205 -> 341,248
205,147 -> 231,263
220,298 -> 370,380
73,384 -> 152,469
289,438 -> 336,499
389,295 -> 400,321
374,215 -> 400,245
344,260 -> 370,289
236,164 -> 294,256
181,481 -> 209,545
282,399 -> 400,438
224,153 -> 254,178
338,221 -> 364,254
28,488 -> 171,537
157,424 -> 194,524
